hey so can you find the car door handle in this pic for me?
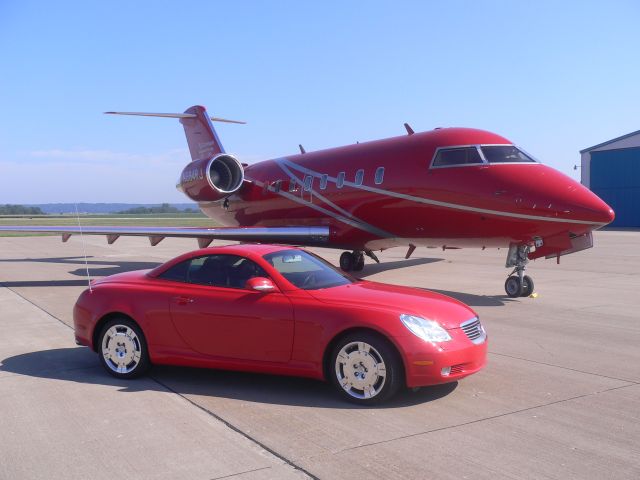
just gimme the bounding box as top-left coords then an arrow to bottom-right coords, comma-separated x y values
173,296 -> 194,305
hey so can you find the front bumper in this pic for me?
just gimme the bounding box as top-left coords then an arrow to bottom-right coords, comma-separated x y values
396,327 -> 488,388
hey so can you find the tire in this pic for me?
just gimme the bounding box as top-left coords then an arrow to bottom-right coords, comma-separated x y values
339,252 -> 354,272
330,332 -> 403,405
353,254 -> 365,272
520,275 -> 534,297
505,276 -> 522,298
98,317 -> 150,379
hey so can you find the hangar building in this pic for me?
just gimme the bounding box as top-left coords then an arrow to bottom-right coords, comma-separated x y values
580,130 -> 640,227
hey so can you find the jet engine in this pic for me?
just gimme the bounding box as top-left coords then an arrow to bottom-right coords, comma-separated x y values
177,154 -> 245,202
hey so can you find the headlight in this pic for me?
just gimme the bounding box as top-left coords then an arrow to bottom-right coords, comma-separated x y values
400,314 -> 452,342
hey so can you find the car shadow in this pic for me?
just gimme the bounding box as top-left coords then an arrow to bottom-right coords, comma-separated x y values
0,347 -> 458,409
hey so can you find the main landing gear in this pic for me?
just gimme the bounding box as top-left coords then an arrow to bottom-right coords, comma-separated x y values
504,244 -> 535,298
339,250 -> 380,272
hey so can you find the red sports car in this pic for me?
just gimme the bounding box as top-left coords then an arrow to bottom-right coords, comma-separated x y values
74,244 -> 487,404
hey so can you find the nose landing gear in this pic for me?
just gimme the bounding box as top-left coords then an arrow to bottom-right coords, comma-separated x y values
339,250 -> 379,272
505,244 -> 535,298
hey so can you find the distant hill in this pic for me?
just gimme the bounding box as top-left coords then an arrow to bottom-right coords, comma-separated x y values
26,203 -> 199,214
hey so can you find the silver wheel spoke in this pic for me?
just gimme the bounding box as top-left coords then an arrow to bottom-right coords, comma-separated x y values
101,324 -> 143,375
335,341 -> 386,400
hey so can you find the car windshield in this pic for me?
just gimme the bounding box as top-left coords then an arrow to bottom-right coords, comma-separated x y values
481,145 -> 536,163
263,249 -> 354,290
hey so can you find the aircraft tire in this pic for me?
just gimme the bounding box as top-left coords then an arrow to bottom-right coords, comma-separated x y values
353,254 -> 365,271
520,275 -> 534,297
340,252 -> 354,271
505,276 -> 522,298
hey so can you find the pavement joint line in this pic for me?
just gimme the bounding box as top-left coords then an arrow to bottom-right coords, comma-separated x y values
150,374 -> 319,480
331,382 -> 638,456
209,465 -> 274,480
488,351 -> 640,384
0,281 -> 316,479
0,282 -> 73,331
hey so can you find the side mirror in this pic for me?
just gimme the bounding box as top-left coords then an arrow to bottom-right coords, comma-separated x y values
245,277 -> 278,293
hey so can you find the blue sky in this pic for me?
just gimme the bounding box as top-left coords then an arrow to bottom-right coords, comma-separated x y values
1,1 -> 638,203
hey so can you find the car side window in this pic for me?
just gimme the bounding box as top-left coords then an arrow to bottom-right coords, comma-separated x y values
158,259 -> 191,282
159,255 -> 269,289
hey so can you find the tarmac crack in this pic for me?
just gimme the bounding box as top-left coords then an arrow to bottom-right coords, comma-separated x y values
331,382 -> 638,456
209,465 -> 273,480
0,282 -> 73,331
0,284 -> 317,480
488,351 -> 639,384
150,374 -> 318,480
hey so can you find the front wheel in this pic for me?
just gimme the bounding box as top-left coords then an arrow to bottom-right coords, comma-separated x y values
98,317 -> 150,379
505,275 -> 522,298
330,332 -> 403,405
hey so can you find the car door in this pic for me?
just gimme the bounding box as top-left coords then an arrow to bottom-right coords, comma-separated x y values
165,254 -> 294,362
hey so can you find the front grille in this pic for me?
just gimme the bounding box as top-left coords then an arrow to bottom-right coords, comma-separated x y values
450,363 -> 467,375
460,317 -> 486,344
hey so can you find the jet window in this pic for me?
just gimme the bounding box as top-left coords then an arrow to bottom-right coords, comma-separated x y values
273,180 -> 281,192
432,147 -> 484,168
288,179 -> 297,192
375,167 -> 385,185
481,145 -> 536,163
337,172 -> 345,188
303,175 -> 313,191
355,169 -> 364,186
320,174 -> 328,190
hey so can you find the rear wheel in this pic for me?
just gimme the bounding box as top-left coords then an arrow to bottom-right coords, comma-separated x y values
98,317 -> 150,379
339,252 -> 354,271
330,332 -> 402,405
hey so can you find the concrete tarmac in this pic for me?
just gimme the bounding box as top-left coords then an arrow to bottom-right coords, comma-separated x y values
0,231 -> 638,479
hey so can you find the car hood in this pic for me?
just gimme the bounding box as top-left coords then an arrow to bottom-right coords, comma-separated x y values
91,269 -> 151,286
306,281 -> 476,329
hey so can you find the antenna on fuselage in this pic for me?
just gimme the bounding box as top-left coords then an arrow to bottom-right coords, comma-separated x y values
299,144 -> 306,154
404,123 -> 414,135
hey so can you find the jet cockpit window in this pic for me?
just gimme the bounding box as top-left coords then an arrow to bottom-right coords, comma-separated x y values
337,172 -> 345,188
320,174 -> 328,190
431,147 -> 483,168
481,145 -> 536,163
303,175 -> 313,191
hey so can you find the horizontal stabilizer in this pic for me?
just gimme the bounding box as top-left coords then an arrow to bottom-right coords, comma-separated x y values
105,111 -> 246,124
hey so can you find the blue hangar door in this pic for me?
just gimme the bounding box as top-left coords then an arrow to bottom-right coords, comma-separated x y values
590,148 -> 640,227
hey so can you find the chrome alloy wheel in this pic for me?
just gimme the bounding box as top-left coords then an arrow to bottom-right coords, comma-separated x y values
334,341 -> 387,399
101,324 -> 143,374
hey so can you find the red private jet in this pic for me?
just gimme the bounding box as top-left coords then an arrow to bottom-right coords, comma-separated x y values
0,105 -> 614,296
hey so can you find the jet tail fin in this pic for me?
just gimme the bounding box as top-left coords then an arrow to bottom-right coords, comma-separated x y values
105,106 -> 245,161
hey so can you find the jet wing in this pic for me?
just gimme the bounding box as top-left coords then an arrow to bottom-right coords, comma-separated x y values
0,225 -> 330,248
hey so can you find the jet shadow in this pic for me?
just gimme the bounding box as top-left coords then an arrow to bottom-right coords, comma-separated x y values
0,347 -> 458,409
429,289 -> 518,307
0,256 -> 161,281
357,257 -> 444,278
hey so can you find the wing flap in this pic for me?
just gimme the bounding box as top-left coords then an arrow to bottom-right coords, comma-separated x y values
0,225 -> 330,246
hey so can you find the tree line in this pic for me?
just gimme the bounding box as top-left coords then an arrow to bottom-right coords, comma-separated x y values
117,203 -> 198,214
0,204 -> 45,215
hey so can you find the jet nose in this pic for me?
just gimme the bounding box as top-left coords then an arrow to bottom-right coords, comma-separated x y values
571,187 -> 615,226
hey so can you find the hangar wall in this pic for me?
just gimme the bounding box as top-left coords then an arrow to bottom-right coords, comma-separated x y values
581,130 -> 640,228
